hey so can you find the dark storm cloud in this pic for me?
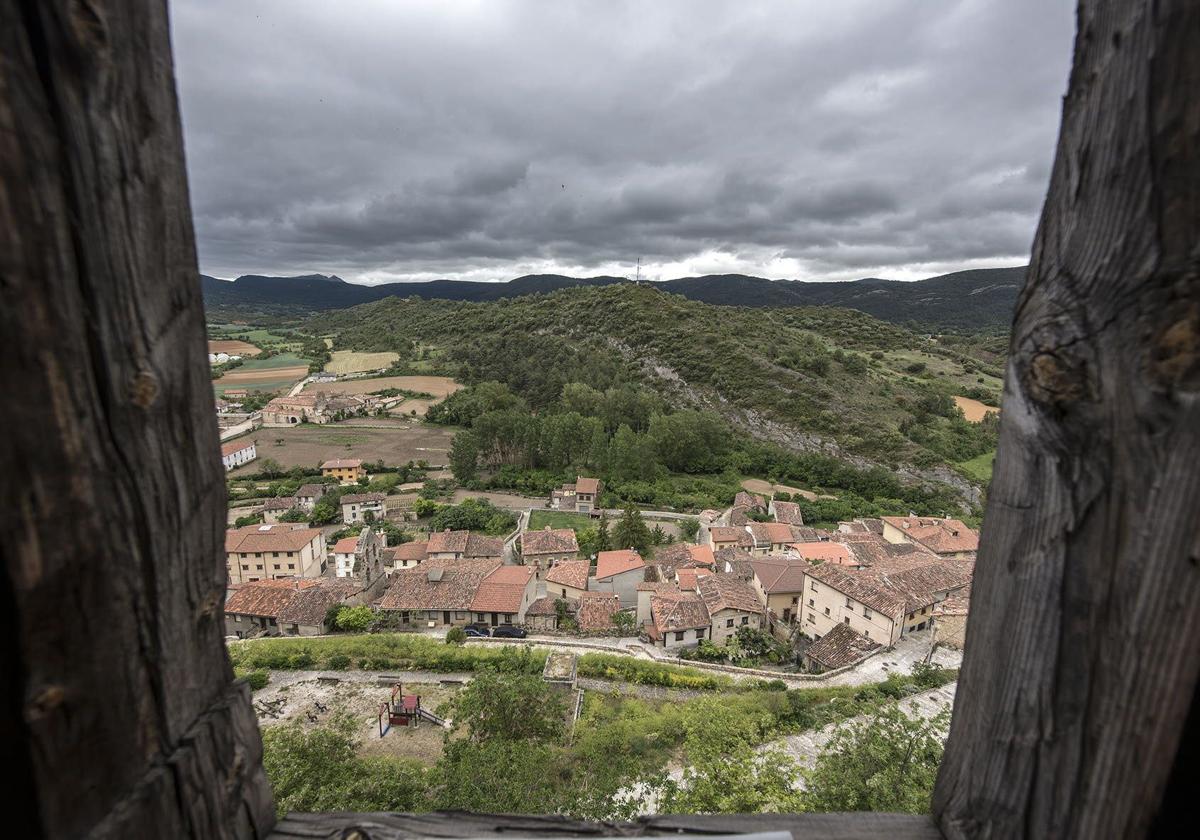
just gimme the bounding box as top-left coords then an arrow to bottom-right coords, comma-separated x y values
171,0 -> 1075,283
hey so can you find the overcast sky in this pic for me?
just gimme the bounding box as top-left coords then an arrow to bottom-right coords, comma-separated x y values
171,0 -> 1075,285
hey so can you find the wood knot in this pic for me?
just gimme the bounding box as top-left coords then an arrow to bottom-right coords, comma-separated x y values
1026,350 -> 1090,407
130,370 -> 159,408
26,685 -> 66,722
1150,306 -> 1200,390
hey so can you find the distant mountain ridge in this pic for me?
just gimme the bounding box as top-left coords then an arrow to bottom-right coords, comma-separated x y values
201,266 -> 1025,330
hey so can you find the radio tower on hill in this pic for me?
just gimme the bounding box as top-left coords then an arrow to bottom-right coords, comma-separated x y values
635,257 -> 641,286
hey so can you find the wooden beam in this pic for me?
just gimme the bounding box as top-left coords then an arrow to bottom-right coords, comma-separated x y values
269,812 -> 942,840
933,1 -> 1200,837
0,1 -> 273,836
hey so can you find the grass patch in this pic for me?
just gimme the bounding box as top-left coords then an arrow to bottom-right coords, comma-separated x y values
528,510 -> 596,531
577,653 -> 737,691
228,634 -> 547,674
957,450 -> 995,482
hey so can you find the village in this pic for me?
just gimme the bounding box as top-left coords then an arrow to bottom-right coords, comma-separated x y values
221,456 -> 977,676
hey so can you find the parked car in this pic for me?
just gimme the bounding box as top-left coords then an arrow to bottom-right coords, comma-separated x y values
492,625 -> 527,639
462,626 -> 490,638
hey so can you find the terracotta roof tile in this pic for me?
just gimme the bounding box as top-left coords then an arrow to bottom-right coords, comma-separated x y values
805,623 -> 882,670
771,501 -> 805,526
470,565 -> 534,613
698,574 -> 762,615
750,557 -> 810,594
225,579 -> 320,618
522,527 -> 579,556
376,559 -> 500,611
789,541 -> 855,565
805,563 -> 908,621
275,580 -> 360,627
546,559 -> 590,590
575,476 -> 600,494
341,493 -> 386,505
221,439 -> 255,457
321,458 -> 363,469
392,541 -> 429,562
226,524 -> 323,554
595,549 -> 644,580
577,591 -> 620,631
427,529 -> 470,554
747,521 -> 798,545
650,593 -> 710,634
880,516 -> 979,554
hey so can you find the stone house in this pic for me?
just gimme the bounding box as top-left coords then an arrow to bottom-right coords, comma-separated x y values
294,483 -> 328,512
390,541 -> 429,569
259,496 -> 299,524
262,393 -> 329,427
322,458 -> 366,484
545,559 -> 590,601
645,593 -> 710,650
375,560 -> 535,629
340,492 -> 386,524
425,529 -> 504,563
220,439 -> 256,471
801,621 -> 882,673
698,574 -> 765,644
223,579 -> 320,637
590,549 -> 646,609
880,515 -> 979,560
549,476 -> 602,513
520,527 -> 579,575
225,524 -> 327,584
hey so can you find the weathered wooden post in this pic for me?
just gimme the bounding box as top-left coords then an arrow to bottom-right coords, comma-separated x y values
0,2 -> 274,836
933,1 -> 1200,837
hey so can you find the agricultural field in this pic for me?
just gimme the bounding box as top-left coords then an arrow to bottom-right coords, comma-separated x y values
876,348 -> 1004,397
208,339 -> 261,357
214,352 -> 309,394
304,375 -> 463,417
324,350 -> 401,374
528,510 -> 596,531
952,396 -> 999,423
227,423 -> 456,474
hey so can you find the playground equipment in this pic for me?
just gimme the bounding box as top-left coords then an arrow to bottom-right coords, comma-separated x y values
378,682 -> 449,736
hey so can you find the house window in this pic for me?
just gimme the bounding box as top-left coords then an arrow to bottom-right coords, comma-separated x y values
695,629 -> 704,639
273,564 -> 280,570
863,608 -> 871,618
503,615 -> 512,624
233,616 -> 241,622
864,629 -> 870,638
808,598 -> 814,607
843,616 -> 850,625
792,596 -> 799,605
675,631 -> 685,641
845,597 -> 852,608
287,564 -> 295,570
810,581 -> 817,591
562,588 -> 567,597
741,616 -> 749,625
824,607 -> 830,616
455,611 -> 467,620
726,618 -> 734,627
426,610 -> 438,620
807,613 -> 815,623
256,564 -> 263,570
241,564 -> 249,571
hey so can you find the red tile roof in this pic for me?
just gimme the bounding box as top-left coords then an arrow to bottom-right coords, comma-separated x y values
698,575 -> 763,615
710,526 -> 752,545
275,580 -> 360,627
392,541 -> 429,562
595,549 -> 645,580
805,563 -> 908,622
545,559 -> 590,590
649,594 -> 710,635
221,439 -> 255,457
880,516 -> 979,554
525,596 -> 562,617
376,559 -> 501,611
225,579 -> 320,618
789,541 -> 855,566
750,557 -> 810,594
427,529 -> 469,554
225,524 -> 323,554
331,537 -> 359,554
341,493 -> 386,505
675,567 -> 712,591
747,521 -> 797,546
471,565 -> 534,613
804,622 -> 882,670
321,458 -> 363,469
577,592 -> 620,631
575,476 -> 600,494
522,527 -> 580,556
686,544 -> 716,568
771,500 -> 805,526
733,491 -> 766,510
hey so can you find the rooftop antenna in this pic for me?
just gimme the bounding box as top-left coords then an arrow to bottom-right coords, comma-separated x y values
635,257 -> 641,286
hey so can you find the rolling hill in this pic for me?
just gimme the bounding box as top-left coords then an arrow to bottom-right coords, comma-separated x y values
310,284 -> 1002,505
202,266 -> 1025,331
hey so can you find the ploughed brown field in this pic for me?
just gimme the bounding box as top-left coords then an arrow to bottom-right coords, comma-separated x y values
219,365 -> 310,384
228,423 -> 456,474
953,396 -> 999,423
304,375 -> 462,398
208,339 -> 261,356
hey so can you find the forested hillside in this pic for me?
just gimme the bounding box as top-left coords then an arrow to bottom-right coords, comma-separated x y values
311,285 -> 999,508
205,266 -> 1024,330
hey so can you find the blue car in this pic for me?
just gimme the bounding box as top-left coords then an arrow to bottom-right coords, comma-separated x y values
462,625 -> 490,637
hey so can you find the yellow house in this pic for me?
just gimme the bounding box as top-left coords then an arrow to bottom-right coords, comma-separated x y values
321,458 -> 366,484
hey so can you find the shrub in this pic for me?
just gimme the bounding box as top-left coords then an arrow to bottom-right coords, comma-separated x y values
242,670 -> 270,691
334,605 -> 375,633
446,627 -> 466,645
326,654 -> 351,670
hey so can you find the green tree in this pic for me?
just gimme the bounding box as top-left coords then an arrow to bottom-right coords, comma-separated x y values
657,699 -> 803,814
334,605 -> 374,633
262,715 -> 428,818
258,457 -> 283,478
277,508 -> 307,523
803,702 -> 951,813
610,503 -> 653,555
234,512 -> 263,528
308,497 -> 340,526
448,430 -> 479,483
677,517 -> 700,541
445,671 -> 567,743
